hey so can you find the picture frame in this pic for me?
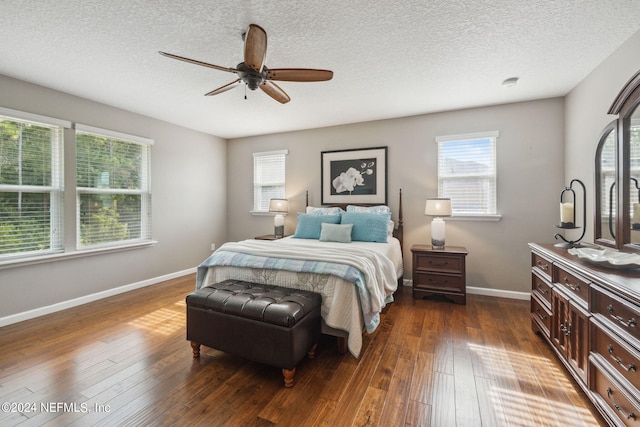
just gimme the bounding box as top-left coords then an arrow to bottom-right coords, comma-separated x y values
321,146 -> 387,205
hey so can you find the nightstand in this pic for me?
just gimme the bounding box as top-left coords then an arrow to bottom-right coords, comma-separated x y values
254,234 -> 289,240
410,245 -> 468,304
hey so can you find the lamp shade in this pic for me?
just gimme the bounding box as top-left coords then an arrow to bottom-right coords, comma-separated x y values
268,198 -> 289,213
425,198 -> 452,217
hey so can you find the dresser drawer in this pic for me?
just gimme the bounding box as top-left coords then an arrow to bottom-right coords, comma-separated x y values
554,265 -> 589,305
413,272 -> 465,293
414,253 -> 463,274
532,252 -> 552,280
532,271 -> 552,306
590,357 -> 640,427
591,318 -> 640,392
531,294 -> 552,337
591,284 -> 640,344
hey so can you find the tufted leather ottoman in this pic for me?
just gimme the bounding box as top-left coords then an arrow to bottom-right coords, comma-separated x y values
186,279 -> 322,387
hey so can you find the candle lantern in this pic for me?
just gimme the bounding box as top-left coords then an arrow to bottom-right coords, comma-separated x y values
632,178 -> 640,230
554,179 -> 586,248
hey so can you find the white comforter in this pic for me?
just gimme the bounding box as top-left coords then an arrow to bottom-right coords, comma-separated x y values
199,237 -> 402,357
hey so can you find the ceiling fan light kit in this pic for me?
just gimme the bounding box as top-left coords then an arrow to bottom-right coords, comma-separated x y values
160,24 -> 333,104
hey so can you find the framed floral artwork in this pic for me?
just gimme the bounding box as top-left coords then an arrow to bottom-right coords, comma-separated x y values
321,146 -> 387,205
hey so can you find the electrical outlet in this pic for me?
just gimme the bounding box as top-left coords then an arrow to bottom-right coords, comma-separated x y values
210,243 -> 216,251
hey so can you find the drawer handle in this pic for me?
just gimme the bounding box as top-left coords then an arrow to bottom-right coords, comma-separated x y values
535,308 -> 547,321
536,283 -> 548,295
562,276 -> 580,292
607,305 -> 638,328
608,344 -> 637,372
429,260 -> 449,267
560,322 -> 571,336
536,261 -> 549,271
606,388 -> 636,420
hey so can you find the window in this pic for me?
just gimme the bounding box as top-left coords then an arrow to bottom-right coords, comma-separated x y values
76,124 -> 152,249
253,150 -> 287,212
436,131 -> 498,216
0,108 -> 68,260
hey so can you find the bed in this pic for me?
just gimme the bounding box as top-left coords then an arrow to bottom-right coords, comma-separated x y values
195,190 -> 404,358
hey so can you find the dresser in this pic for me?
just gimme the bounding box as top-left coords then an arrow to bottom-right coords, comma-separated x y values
530,243 -> 640,426
411,245 -> 467,304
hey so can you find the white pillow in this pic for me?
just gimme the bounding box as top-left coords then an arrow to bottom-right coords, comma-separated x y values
319,223 -> 353,243
305,206 -> 344,216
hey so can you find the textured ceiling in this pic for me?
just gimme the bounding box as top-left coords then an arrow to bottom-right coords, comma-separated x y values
2,1 -> 640,139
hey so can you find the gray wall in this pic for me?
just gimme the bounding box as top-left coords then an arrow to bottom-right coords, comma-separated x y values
0,75 -> 227,319
565,29 -> 640,241
227,98 -> 565,294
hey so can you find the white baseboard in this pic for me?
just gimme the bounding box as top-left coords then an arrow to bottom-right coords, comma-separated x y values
466,286 -> 530,300
404,280 -> 530,301
0,268 -> 196,328
2,275 -> 529,328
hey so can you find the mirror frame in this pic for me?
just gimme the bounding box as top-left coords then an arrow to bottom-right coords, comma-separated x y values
607,69 -> 640,253
594,120 -> 617,248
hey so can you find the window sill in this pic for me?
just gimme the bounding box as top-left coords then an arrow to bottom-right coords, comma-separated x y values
447,214 -> 502,222
0,240 -> 158,270
250,211 -> 289,216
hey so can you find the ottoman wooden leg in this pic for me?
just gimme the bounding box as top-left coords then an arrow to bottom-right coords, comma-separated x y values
307,343 -> 318,359
191,341 -> 201,358
282,368 -> 296,387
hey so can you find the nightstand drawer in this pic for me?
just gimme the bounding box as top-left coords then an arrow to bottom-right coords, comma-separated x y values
413,272 -> 465,293
414,253 -> 463,274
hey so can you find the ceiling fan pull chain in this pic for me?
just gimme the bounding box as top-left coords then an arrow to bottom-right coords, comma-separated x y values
244,84 -> 247,100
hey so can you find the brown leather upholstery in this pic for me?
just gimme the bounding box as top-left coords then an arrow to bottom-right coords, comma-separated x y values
186,279 -> 321,378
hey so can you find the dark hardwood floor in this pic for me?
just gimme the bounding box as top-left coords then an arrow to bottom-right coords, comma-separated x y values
0,274 -> 606,426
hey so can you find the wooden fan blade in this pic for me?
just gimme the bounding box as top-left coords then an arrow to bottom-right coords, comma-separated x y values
266,68 -> 334,82
244,24 -> 267,73
159,51 -> 238,73
205,79 -> 241,96
260,81 -> 290,104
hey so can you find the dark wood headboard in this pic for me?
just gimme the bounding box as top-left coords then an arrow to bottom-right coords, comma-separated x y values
305,189 -> 404,251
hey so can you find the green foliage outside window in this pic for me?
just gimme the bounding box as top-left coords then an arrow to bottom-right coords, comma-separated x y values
0,119 -> 59,255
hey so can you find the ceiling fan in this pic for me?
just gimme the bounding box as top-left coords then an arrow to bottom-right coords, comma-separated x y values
160,24 -> 333,104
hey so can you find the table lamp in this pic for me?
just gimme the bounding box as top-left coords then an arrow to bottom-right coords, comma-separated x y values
268,198 -> 289,238
425,198 -> 452,249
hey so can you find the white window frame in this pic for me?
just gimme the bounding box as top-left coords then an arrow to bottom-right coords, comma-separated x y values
252,149 -> 288,213
75,124 -> 153,250
0,107 -> 69,262
436,131 -> 501,221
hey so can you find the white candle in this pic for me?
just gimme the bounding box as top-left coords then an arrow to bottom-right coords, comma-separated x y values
560,202 -> 574,224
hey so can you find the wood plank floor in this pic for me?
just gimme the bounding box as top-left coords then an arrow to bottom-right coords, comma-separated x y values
0,274 -> 606,426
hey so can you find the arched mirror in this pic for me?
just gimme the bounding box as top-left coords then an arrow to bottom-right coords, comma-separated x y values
626,102 -> 640,248
594,121 -> 617,247
607,69 -> 640,252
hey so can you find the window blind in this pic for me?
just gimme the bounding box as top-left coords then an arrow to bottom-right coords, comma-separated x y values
0,112 -> 65,259
436,132 -> 498,215
76,125 -> 152,249
253,150 -> 287,212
